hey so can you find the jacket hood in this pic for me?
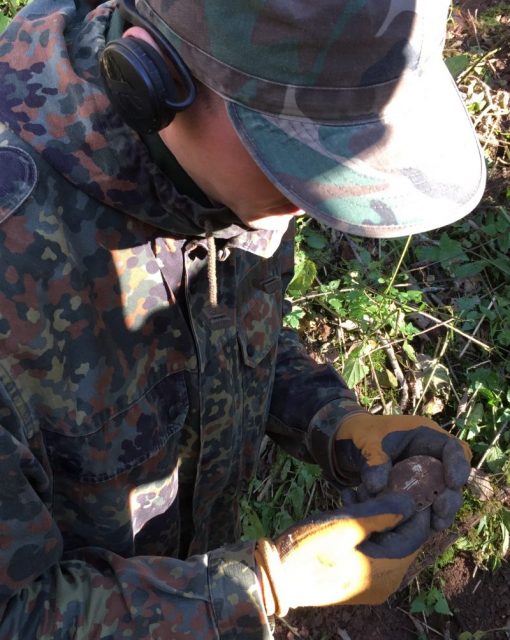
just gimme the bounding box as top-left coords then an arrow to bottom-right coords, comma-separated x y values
0,0 -> 285,256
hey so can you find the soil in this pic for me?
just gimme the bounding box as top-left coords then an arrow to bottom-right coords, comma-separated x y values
274,556 -> 510,640
273,2 -> 510,638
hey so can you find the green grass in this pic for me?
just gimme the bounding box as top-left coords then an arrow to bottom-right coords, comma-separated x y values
0,0 -> 28,30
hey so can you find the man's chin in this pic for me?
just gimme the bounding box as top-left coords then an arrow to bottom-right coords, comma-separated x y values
243,210 -> 303,231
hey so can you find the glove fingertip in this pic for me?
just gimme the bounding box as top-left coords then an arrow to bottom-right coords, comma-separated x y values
360,508 -> 431,558
340,492 -> 416,527
431,488 -> 463,530
444,436 -> 472,462
431,513 -> 455,531
377,491 -> 417,521
340,488 -> 358,506
445,459 -> 471,489
361,462 -> 392,494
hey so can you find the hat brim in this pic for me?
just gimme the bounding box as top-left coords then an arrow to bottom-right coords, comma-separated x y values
227,59 -> 486,238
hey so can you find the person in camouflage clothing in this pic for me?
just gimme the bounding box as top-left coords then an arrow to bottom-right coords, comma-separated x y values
0,0 -> 485,637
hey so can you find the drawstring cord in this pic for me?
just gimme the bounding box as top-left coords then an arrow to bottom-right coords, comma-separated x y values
204,220 -> 218,307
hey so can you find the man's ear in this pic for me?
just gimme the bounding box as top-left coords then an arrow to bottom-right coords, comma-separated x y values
122,26 -> 159,51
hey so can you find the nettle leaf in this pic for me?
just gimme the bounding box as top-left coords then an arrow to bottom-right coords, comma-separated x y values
457,405 -> 485,441
424,395 -> 445,416
385,368 -> 398,389
410,593 -> 429,614
493,256 -> 510,277
302,227 -> 328,250
343,347 -> 370,388
452,261 -> 485,279
280,457 -> 292,481
416,233 -> 468,264
300,464 -> 321,490
433,592 -> 453,616
241,502 -> 267,540
438,233 -> 469,263
445,53 -> 471,79
417,357 -> 451,395
430,363 -> 451,394
497,232 -> 510,253
455,295 -> 480,313
0,14 -> 10,31
468,368 -> 504,400
284,306 -> 305,330
275,510 -> 294,534
498,327 -> 510,347
458,633 -> 487,640
288,257 -> 317,296
320,279 -> 341,293
401,289 -> 423,304
289,484 -> 304,517
327,296 -> 343,313
403,340 -> 417,362
484,445 -> 507,473
501,522 -> 509,558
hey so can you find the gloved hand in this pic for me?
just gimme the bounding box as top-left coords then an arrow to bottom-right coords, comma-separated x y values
332,413 -> 472,530
255,493 -> 430,618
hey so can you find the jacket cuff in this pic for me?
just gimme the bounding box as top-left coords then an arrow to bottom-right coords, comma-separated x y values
208,542 -> 273,639
307,398 -> 367,484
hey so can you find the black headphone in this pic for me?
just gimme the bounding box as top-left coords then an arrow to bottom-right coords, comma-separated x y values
99,0 -> 196,134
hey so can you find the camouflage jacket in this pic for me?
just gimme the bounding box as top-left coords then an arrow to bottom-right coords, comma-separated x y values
0,1 -> 360,637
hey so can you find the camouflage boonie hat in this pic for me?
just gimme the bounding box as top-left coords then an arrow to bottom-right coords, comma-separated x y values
134,0 -> 486,238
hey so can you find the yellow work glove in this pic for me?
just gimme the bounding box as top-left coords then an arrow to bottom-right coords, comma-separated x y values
255,493 -> 429,618
332,413 -> 472,530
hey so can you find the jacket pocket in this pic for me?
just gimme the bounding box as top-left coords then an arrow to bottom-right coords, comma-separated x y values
42,373 -> 189,483
237,271 -> 283,368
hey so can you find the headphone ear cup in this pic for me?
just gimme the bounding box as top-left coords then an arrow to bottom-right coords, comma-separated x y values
100,37 -> 180,134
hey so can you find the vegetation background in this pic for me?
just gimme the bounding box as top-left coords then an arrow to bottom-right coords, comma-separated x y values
1,0 -> 508,638
248,3 -> 510,638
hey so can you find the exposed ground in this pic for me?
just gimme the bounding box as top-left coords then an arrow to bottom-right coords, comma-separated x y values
274,555 -> 510,640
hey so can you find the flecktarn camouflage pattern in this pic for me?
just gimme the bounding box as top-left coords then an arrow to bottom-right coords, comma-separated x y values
0,0 -> 361,637
136,0 -> 486,238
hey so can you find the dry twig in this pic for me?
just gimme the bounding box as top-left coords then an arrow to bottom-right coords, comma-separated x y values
377,333 -> 409,410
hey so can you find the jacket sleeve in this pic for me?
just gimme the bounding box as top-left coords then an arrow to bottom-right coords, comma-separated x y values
0,400 -> 271,640
266,224 -> 366,476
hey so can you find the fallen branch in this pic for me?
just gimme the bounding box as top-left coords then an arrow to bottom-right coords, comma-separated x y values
459,297 -> 495,358
416,310 -> 491,353
413,334 -> 450,415
396,606 -> 443,638
476,420 -> 509,470
378,333 -> 409,410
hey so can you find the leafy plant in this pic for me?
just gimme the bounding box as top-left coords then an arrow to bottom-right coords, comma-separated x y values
455,497 -> 510,571
241,451 -> 322,540
410,585 -> 453,618
458,626 -> 510,640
